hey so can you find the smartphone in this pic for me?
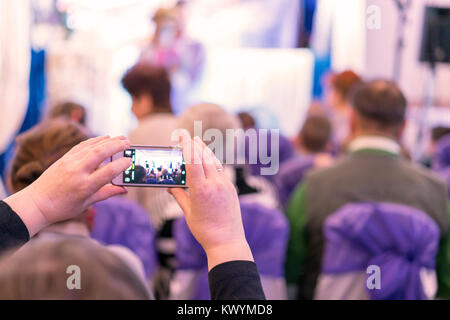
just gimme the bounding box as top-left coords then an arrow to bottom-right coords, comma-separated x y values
111,146 -> 187,188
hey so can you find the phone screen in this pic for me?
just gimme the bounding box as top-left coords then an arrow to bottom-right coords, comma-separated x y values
122,147 -> 186,186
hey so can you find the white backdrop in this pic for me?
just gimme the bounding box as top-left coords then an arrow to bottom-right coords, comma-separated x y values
186,0 -> 300,49
365,0 -> 450,105
0,0 -> 31,154
313,0 -> 450,105
197,48 -> 314,137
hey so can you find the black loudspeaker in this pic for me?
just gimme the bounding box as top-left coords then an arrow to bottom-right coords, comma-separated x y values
420,6 -> 450,65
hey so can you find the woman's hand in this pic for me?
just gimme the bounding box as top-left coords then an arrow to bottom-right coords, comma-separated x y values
169,132 -> 253,270
4,136 -> 132,236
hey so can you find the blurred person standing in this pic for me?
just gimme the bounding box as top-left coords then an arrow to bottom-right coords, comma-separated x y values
139,5 -> 205,114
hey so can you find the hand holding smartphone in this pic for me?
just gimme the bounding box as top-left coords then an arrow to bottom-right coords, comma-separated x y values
111,146 -> 187,188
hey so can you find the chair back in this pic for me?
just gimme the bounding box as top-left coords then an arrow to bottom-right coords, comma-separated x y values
316,202 -> 440,300
245,131 -> 295,181
273,156 -> 315,207
92,197 -> 158,278
171,202 -> 289,300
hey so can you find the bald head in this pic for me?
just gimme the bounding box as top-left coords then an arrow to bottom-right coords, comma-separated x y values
177,103 -> 242,138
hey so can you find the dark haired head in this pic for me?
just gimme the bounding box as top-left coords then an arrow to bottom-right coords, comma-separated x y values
330,70 -> 363,102
48,102 -> 87,125
432,126 -> 450,143
350,80 -> 407,135
299,115 -> 332,153
237,112 -> 256,130
134,165 -> 147,183
121,63 -> 172,115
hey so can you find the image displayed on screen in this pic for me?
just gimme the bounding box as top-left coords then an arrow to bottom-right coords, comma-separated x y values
123,148 -> 186,186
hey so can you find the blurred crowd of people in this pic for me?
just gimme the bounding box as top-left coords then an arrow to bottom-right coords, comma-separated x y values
0,3 -> 450,301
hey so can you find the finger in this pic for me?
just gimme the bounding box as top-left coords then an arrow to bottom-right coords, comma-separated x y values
194,136 -> 223,178
194,136 -> 224,171
68,136 -> 110,156
167,188 -> 191,215
90,185 -> 128,204
194,137 -> 217,178
88,157 -> 132,191
82,137 -> 131,171
84,136 -> 128,158
180,132 -> 205,185
89,136 -> 129,167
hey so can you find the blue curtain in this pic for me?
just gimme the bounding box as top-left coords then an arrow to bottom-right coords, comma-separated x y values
0,49 -> 46,190
312,53 -> 331,99
303,0 -> 317,36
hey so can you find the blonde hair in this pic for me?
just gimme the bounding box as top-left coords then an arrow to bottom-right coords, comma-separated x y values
177,103 -> 242,138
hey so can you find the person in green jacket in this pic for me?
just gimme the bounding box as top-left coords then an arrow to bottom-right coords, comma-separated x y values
285,80 -> 450,300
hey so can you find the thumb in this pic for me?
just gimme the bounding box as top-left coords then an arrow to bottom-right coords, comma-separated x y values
90,185 -> 128,204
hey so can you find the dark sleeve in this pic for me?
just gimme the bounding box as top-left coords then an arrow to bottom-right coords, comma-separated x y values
208,260 -> 266,300
0,200 -> 30,254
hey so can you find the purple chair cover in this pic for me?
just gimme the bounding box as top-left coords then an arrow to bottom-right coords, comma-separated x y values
92,197 -> 158,278
245,131 -> 295,181
174,202 -> 289,300
273,156 -> 315,207
432,134 -> 450,171
321,202 -> 439,300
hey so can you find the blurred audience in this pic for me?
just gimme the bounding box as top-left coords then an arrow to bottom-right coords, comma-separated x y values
285,80 -> 450,300
2,17 -> 450,300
